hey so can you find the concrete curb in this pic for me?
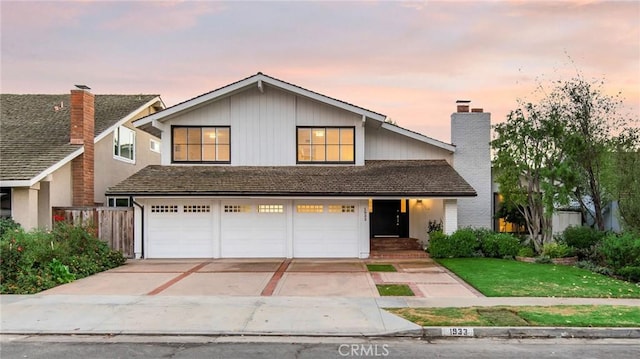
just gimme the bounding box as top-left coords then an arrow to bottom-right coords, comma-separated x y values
2,327 -> 639,339
421,327 -> 640,339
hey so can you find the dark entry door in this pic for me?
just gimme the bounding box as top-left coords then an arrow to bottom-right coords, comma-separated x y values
370,200 -> 409,237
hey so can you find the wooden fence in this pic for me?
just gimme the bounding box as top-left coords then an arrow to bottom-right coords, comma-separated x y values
52,207 -> 134,258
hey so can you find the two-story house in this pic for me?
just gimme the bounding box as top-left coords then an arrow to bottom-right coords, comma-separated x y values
107,73 -> 492,259
0,88 -> 164,229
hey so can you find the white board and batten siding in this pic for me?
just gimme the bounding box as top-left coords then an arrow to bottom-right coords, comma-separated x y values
159,85 -> 365,166
365,125 -> 453,162
139,198 -> 370,259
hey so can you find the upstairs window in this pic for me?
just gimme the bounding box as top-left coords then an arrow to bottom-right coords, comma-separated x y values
172,126 -> 230,163
114,126 -> 136,162
297,127 -> 354,163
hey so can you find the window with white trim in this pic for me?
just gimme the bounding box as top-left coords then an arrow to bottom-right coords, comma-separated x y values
296,205 -> 324,213
114,126 -> 136,162
258,204 -> 284,213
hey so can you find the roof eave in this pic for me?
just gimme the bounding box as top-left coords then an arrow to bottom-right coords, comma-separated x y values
95,96 -> 164,143
132,73 -> 387,131
0,147 -> 84,187
380,123 -> 456,152
106,191 -> 477,198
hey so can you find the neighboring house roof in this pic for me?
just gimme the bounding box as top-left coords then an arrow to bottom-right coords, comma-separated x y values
106,160 -> 477,197
0,94 -> 162,185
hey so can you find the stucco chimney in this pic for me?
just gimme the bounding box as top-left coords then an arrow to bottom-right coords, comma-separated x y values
451,100 -> 492,229
70,88 -> 95,206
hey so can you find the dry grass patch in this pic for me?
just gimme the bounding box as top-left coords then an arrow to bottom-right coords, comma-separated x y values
387,305 -> 640,327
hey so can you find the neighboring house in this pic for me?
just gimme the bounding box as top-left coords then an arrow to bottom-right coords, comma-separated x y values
108,73 -> 492,259
0,88 -> 164,230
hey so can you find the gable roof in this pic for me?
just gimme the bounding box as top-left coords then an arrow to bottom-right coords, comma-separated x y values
134,72 -> 456,152
107,160 -> 476,197
133,72 -> 388,135
0,94 -> 162,185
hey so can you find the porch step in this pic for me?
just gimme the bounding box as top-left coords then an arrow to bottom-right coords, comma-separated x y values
369,250 -> 428,259
370,238 -> 423,251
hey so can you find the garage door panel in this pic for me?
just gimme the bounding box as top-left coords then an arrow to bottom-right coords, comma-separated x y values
147,202 -> 214,259
293,201 -> 359,258
220,202 -> 287,258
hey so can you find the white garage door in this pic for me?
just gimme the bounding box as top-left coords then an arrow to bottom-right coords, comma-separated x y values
220,201 -> 287,258
293,201 -> 359,258
147,202 -> 214,258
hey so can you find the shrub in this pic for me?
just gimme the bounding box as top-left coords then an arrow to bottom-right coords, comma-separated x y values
428,228 -> 478,258
482,233 -> 520,258
574,260 -> 614,277
0,218 -> 21,238
617,266 -> 640,283
517,246 -> 535,258
472,228 -> 494,244
0,223 -> 125,294
541,242 -> 574,258
599,232 -> 640,272
427,219 -> 443,234
561,226 -> 606,260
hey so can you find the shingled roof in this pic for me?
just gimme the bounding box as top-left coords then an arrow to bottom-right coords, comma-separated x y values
107,160 -> 477,197
0,94 -> 159,182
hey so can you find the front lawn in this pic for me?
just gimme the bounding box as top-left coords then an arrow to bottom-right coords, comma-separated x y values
387,305 -> 640,327
437,258 -> 640,298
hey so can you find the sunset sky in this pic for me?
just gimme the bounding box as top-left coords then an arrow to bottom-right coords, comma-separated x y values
1,0 -> 638,143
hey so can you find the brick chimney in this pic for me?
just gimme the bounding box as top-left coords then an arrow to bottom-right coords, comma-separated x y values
70,87 -> 95,206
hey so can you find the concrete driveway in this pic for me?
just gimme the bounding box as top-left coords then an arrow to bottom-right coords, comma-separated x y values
40,258 -> 480,298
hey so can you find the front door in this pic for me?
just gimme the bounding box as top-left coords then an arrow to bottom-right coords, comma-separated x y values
370,200 -> 409,237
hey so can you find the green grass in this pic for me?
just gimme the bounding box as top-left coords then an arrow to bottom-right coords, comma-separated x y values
367,264 -> 397,272
387,305 -> 640,327
376,284 -> 414,296
437,258 -> 640,298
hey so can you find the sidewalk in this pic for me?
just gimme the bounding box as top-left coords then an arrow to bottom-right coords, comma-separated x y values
2,294 -> 639,338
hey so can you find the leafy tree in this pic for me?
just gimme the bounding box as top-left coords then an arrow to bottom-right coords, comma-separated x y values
603,142 -> 640,232
558,77 -> 639,230
492,100 -> 574,253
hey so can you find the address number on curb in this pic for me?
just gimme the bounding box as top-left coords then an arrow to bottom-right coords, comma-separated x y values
441,327 -> 474,337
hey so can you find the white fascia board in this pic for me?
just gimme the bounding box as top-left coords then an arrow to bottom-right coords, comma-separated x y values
0,147 -> 84,187
133,74 -> 387,127
133,77 -> 262,128
381,122 -> 456,152
95,96 -> 164,142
